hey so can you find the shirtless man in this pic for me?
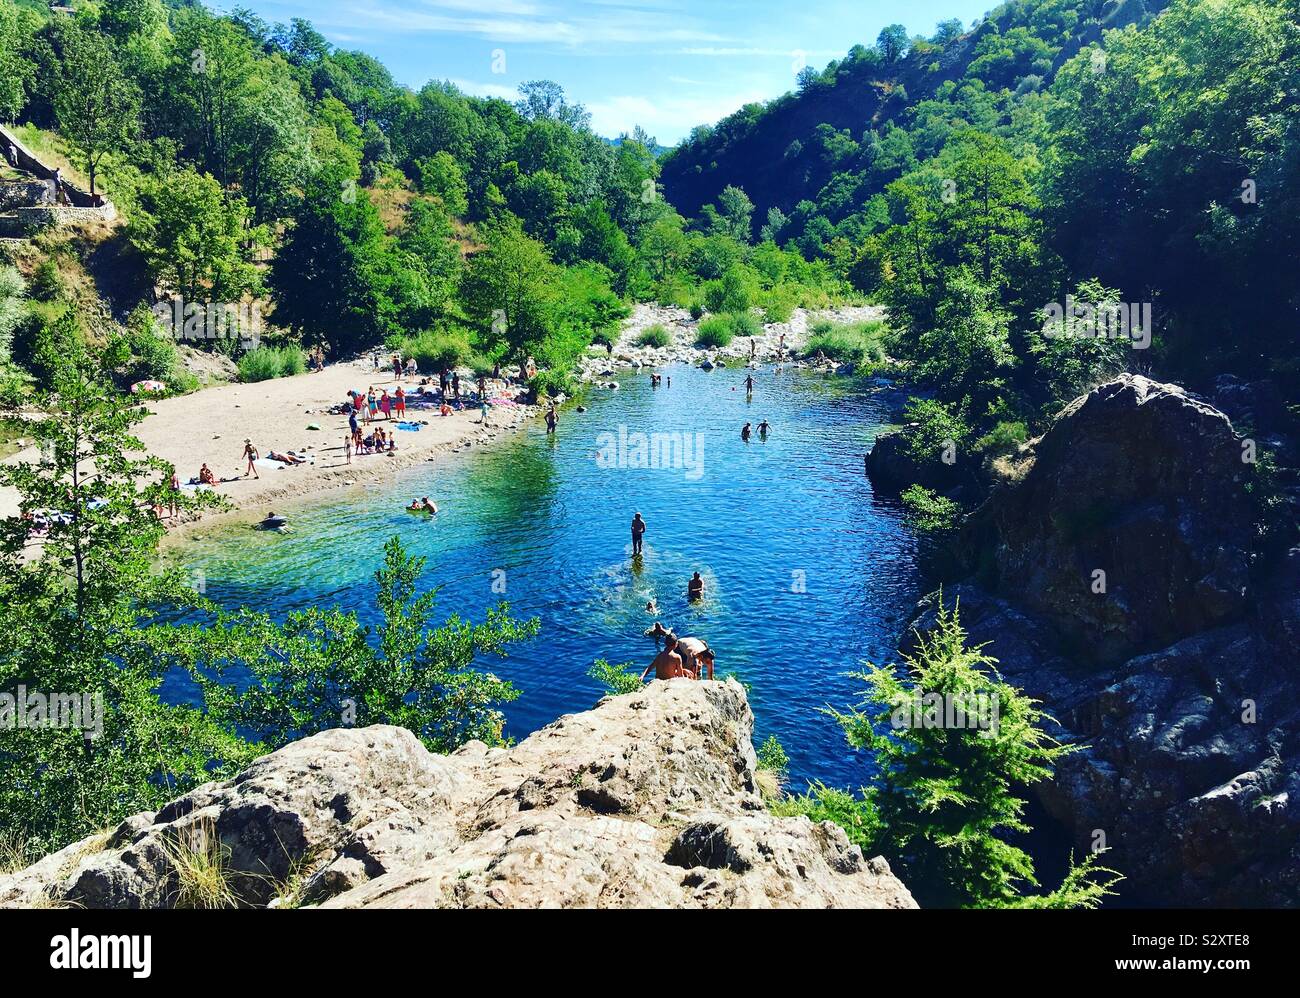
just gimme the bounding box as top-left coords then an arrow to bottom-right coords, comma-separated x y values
687,571 -> 704,601
631,512 -> 646,555
676,636 -> 716,680
640,633 -> 688,681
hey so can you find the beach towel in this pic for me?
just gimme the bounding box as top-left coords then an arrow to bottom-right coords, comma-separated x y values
396,422 -> 421,431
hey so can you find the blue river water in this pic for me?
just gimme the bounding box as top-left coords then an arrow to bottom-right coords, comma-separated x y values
167,362 -> 920,790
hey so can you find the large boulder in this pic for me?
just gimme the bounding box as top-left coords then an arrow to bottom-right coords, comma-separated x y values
0,680 -> 916,910
905,374 -> 1300,906
974,374 -> 1255,663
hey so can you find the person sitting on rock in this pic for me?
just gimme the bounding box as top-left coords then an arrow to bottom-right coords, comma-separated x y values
639,633 -> 687,682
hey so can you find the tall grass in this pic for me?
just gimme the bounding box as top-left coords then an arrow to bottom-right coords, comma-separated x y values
237,345 -> 306,383
636,324 -> 671,348
804,319 -> 888,368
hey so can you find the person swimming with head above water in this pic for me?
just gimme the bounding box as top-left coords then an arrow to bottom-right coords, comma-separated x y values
644,620 -> 673,647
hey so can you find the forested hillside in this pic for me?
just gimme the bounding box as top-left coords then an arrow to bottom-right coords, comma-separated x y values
0,0 -> 851,405
661,0 -> 1300,527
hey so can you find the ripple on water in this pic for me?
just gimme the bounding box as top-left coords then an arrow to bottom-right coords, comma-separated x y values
172,363 -> 920,789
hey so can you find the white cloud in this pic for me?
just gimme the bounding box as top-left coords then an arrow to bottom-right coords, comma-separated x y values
444,77 -> 519,100
587,90 -> 770,144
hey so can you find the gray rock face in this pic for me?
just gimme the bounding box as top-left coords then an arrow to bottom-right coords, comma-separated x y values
0,680 -> 916,910
909,374 -> 1299,906
975,374 -> 1255,664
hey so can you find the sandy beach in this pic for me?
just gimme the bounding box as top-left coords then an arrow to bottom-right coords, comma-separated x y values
0,359 -> 540,535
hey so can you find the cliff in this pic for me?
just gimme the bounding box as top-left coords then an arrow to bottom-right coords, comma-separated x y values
0,679 -> 916,910
907,374 -> 1300,906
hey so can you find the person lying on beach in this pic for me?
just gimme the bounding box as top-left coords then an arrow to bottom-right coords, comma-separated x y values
199,463 -> 217,486
687,571 -> 704,601
267,450 -> 306,465
675,637 -> 715,680
639,633 -> 688,682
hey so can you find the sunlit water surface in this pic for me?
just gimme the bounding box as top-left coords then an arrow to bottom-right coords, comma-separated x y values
169,362 -> 919,789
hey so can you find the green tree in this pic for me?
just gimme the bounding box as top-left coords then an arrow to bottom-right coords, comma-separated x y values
461,222 -> 559,369
53,23 -> 139,195
181,537 -> 539,753
129,166 -> 264,301
416,150 -> 469,216
0,355 -> 245,860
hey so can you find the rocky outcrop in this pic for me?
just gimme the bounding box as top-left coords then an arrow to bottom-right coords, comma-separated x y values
911,374 -> 1300,906
0,680 -> 916,910
973,375 -> 1256,663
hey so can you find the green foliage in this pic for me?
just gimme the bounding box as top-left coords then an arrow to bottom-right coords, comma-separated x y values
394,328 -> 473,372
770,783 -> 882,853
52,21 -> 140,195
528,366 -> 578,400
636,324 -> 671,348
756,733 -> 789,776
805,319 -> 887,368
237,345 -> 304,383
588,658 -> 642,696
973,420 -> 1028,456
899,398 -> 970,466
181,536 -> 540,754
695,315 -> 735,348
0,355 -> 238,858
900,483 -> 962,535
826,597 -> 1120,907
0,265 -> 25,363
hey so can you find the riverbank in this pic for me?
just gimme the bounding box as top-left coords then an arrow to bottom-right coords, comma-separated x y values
580,303 -> 887,381
0,359 -> 540,538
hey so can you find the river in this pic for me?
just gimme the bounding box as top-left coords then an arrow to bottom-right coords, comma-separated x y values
169,361 -> 920,789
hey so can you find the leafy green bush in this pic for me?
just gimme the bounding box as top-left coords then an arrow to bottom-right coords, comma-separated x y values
756,734 -> 789,775
28,260 -> 62,304
900,484 -> 962,534
900,398 -> 971,466
695,315 -> 734,348
394,328 -> 473,372
636,324 -> 671,348
974,420 -> 1028,456
689,300 -> 705,320
529,367 -> 578,400
728,311 -> 761,337
805,319 -> 887,368
762,288 -> 796,323
770,783 -> 882,852
237,345 -> 303,383
588,658 -> 642,695
825,598 -> 1123,908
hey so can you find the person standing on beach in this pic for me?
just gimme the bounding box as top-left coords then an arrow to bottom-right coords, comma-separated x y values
242,439 -> 260,479
367,389 -> 378,423
477,373 -> 487,400
395,386 -> 406,418
631,512 -> 646,555
380,390 -> 392,420
344,434 -> 353,464
452,372 -> 460,400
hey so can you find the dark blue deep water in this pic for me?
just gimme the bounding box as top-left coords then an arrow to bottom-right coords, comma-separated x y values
167,362 -> 920,789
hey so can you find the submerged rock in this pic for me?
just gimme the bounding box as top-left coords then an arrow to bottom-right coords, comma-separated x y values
0,681 -> 915,910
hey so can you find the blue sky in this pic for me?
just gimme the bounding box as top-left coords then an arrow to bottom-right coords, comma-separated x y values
218,0 -> 994,144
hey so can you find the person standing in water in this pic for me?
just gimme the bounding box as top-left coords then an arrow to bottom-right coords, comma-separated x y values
758,419 -> 770,439
741,422 -> 752,442
545,404 -> 557,434
631,512 -> 647,555
744,374 -> 754,395
687,571 -> 704,601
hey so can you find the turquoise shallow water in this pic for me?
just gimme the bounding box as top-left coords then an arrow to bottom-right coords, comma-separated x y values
170,362 -> 920,789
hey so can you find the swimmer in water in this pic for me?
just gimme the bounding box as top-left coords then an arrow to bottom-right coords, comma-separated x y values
645,597 -> 658,615
758,419 -> 770,438
644,620 -> 673,648
687,571 -> 704,602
